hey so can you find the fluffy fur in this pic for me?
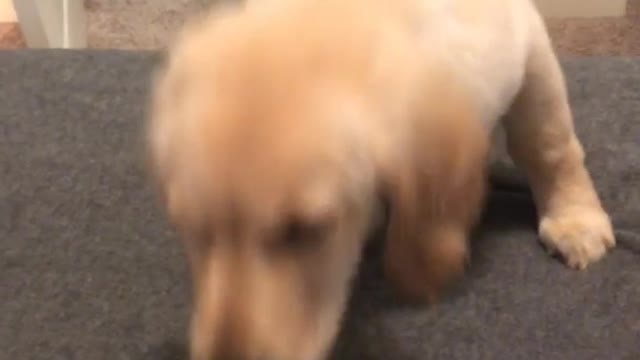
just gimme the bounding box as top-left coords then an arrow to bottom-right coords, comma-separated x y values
147,1 -> 615,359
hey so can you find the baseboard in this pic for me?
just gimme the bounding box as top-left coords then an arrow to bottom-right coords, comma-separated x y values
13,0 -> 86,48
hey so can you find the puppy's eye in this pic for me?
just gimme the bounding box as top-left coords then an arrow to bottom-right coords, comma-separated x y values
180,220 -> 214,250
276,219 -> 329,252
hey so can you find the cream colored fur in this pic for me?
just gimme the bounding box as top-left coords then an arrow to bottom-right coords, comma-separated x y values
147,1 -> 615,359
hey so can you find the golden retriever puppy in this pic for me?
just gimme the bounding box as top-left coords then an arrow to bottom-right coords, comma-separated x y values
147,0 -> 615,359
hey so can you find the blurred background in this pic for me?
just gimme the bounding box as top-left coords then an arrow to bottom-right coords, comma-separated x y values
0,0 -> 638,55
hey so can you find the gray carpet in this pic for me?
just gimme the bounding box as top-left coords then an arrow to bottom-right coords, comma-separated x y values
1,50 -> 639,360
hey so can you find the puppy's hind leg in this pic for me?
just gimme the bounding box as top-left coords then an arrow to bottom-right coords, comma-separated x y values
503,18 -> 615,270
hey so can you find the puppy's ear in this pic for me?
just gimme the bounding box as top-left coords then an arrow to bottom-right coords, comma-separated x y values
147,87 -> 210,282
147,60 -> 180,213
379,92 -> 489,304
146,55 -> 209,238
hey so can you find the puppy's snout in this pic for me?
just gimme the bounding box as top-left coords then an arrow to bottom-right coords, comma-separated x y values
191,291 -> 279,360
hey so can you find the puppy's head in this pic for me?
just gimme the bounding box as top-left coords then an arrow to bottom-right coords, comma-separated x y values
148,2 -> 487,359
147,8 -> 380,360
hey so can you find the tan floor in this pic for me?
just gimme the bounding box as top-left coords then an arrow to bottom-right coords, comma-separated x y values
1,0 -> 639,55
547,0 -> 640,56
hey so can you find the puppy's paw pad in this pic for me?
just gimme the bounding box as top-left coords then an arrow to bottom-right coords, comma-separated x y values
539,208 -> 615,270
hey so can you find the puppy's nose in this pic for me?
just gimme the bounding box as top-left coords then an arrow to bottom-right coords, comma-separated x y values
208,349 -> 275,360
208,338 -> 277,360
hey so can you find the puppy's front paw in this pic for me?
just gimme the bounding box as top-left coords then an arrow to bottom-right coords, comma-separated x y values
539,207 -> 615,270
385,224 -> 469,304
